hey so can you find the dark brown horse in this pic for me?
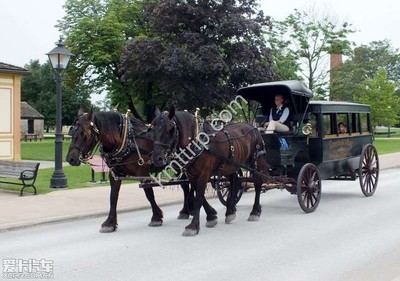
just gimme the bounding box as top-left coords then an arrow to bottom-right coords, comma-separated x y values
66,108 -> 209,233
151,108 -> 269,236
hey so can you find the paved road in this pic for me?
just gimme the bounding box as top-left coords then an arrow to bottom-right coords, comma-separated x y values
1,168 -> 399,281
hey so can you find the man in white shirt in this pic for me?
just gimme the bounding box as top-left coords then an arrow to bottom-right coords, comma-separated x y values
264,94 -> 290,134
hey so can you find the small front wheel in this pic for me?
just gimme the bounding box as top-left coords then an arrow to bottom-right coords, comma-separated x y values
359,144 -> 379,197
297,163 -> 321,213
212,171 -> 244,206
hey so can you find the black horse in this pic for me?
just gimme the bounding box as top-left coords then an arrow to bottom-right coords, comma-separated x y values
66,108 -> 205,232
151,108 -> 269,236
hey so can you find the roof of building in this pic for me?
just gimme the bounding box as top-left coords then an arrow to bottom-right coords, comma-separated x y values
0,62 -> 30,75
21,102 -> 45,119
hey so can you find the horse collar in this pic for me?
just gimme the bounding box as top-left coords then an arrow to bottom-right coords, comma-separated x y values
100,115 -> 132,164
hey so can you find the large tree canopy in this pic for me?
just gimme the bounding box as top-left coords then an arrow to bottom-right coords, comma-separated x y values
58,0 -> 276,121
330,40 -> 400,127
120,0 -> 276,118
330,40 -> 400,101
359,69 -> 400,127
58,0 -> 146,118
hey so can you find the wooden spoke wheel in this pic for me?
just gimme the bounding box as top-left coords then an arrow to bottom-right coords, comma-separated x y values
212,170 -> 245,206
297,163 -> 321,213
359,144 -> 379,197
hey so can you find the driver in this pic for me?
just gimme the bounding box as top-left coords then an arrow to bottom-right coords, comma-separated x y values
264,94 -> 290,134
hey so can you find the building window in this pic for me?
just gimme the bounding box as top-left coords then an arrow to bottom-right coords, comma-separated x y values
28,119 -> 34,134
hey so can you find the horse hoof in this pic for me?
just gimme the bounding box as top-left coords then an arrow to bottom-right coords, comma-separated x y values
248,215 -> 260,222
99,226 -> 116,233
182,229 -> 198,237
225,214 -> 236,224
206,219 -> 218,228
148,221 -> 163,227
177,213 -> 190,220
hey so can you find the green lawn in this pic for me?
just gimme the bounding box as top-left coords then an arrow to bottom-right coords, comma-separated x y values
21,138 -> 73,161
373,139 -> 400,155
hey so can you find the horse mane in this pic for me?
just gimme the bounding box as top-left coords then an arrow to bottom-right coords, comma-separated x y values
174,111 -> 196,144
93,111 -> 150,145
173,110 -> 215,135
93,112 -> 122,145
130,116 -> 149,136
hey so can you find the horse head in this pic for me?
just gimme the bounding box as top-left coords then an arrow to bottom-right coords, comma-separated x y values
151,106 -> 178,168
66,107 -> 98,166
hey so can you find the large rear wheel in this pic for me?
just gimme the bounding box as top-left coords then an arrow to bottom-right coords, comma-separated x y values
359,144 -> 379,197
297,163 -> 321,213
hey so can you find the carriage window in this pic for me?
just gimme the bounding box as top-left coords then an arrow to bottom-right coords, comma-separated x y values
322,114 -> 334,136
360,113 -> 370,133
337,113 -> 349,135
351,113 -> 360,134
309,113 -> 318,137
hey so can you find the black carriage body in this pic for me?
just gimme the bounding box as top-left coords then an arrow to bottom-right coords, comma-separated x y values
307,101 -> 372,179
237,80 -> 374,180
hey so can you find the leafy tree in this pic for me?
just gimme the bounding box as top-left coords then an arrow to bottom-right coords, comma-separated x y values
330,40 -> 400,101
270,8 -> 354,98
357,69 -> 400,128
21,60 -> 92,130
58,0 -> 146,119
120,0 -> 276,118
352,40 -> 400,82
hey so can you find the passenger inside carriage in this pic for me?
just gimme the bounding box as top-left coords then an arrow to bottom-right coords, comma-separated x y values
338,122 -> 347,134
264,94 -> 290,134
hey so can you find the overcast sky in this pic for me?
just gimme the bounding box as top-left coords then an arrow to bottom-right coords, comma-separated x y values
1,0 -> 399,67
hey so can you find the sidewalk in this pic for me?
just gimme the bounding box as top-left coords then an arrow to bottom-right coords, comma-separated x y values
1,152 -> 399,232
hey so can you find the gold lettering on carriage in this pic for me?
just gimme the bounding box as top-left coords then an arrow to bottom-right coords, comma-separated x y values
328,139 -> 353,160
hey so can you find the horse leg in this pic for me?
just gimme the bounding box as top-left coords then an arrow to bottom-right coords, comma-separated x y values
100,175 -> 121,233
177,181 -> 191,219
248,174 -> 262,222
203,197 -> 218,228
225,174 -> 238,224
182,178 -> 207,236
143,187 -> 163,227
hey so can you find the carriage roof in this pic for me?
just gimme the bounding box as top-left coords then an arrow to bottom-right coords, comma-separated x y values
237,80 -> 313,101
237,80 -> 313,115
308,101 -> 371,114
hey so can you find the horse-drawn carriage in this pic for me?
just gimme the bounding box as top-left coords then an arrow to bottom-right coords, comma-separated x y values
149,80 -> 379,235
67,80 -> 379,236
229,80 -> 379,212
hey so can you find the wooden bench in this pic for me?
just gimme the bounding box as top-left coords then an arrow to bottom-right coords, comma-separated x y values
87,156 -> 110,183
23,134 -> 39,142
0,160 -> 40,196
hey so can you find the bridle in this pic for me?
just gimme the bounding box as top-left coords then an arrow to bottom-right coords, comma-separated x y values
152,113 -> 179,160
68,114 -> 99,163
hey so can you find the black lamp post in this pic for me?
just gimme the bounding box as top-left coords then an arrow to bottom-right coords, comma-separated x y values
47,39 -> 73,188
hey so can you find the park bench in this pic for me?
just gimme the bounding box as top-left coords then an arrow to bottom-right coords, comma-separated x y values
0,160 -> 40,196
22,134 -> 39,142
87,156 -> 109,183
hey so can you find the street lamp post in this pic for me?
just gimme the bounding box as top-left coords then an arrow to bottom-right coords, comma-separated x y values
47,39 -> 73,188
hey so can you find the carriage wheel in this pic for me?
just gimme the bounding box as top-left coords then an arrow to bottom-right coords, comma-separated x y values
297,163 -> 321,213
212,170 -> 244,206
359,144 -> 379,197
